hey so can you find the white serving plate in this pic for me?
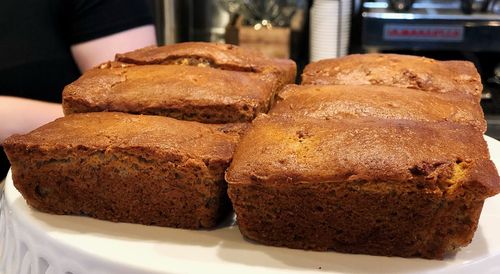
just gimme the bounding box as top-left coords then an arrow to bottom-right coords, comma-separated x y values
1,136 -> 500,274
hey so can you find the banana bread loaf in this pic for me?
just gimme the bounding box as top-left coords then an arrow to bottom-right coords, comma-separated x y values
301,54 -> 482,101
226,115 -> 500,259
271,84 -> 486,132
63,42 -> 296,123
63,62 -> 279,123
3,112 -> 246,229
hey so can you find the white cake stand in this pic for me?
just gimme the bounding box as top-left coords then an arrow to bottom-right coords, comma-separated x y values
2,136 -> 500,274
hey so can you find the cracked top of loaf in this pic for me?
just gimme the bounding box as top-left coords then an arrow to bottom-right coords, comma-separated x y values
115,42 -> 296,84
226,115 -> 500,198
271,84 -> 486,132
301,54 -> 482,101
4,112 -> 244,163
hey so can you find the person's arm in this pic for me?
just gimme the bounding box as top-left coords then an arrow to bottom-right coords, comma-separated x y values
1,25 -> 157,143
0,96 -> 63,143
70,25 -> 157,72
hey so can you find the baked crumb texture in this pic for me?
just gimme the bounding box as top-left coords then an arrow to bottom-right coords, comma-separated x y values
4,112 -> 245,229
62,42 -> 296,123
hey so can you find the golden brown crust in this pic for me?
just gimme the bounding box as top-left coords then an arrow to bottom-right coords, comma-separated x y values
3,112 -> 244,229
301,54 -> 482,101
115,42 -> 296,84
63,62 -> 279,123
226,115 -> 500,258
227,115 -> 498,194
271,84 -> 486,132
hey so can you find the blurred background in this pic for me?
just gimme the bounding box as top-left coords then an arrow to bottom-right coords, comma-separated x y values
147,0 -> 500,137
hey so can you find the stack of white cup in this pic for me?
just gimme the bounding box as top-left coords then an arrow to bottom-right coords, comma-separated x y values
310,0 -> 352,62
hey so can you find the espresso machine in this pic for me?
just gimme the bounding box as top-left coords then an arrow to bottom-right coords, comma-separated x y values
360,0 -> 500,51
